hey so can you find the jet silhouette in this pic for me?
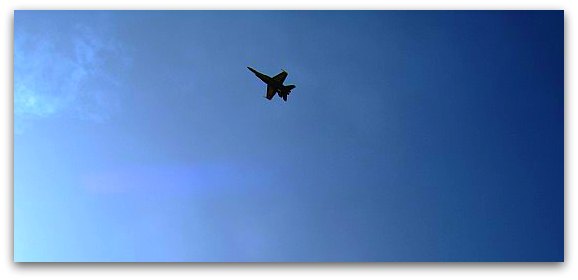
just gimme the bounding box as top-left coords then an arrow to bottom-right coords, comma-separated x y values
247,67 -> 296,101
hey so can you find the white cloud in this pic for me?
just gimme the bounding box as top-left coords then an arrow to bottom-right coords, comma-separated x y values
14,22 -> 130,132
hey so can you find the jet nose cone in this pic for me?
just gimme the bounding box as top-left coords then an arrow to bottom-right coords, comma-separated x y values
247,67 -> 258,74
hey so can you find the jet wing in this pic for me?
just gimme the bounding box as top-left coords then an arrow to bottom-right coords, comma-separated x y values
266,85 -> 276,100
272,71 -> 288,83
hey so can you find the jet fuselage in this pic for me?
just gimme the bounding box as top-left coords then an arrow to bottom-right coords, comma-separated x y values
247,67 -> 290,93
248,67 -> 296,101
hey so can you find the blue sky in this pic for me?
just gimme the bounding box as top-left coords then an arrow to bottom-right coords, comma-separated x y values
14,11 -> 563,261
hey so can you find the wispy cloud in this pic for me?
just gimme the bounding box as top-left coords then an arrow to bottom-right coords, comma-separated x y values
14,21 -> 130,132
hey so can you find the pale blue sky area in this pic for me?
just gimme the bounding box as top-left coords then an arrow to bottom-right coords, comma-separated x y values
14,11 -> 563,261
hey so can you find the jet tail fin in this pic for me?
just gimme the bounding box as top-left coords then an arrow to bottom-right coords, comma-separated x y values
284,85 -> 296,94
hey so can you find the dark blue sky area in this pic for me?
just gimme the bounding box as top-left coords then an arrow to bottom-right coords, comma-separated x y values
14,11 -> 563,261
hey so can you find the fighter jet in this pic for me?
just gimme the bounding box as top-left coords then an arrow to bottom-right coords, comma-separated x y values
247,67 -> 296,101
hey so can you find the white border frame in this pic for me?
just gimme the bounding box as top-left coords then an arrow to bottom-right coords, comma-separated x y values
1,1 -> 572,279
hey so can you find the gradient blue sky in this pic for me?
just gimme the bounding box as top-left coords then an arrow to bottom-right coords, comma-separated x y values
14,11 -> 563,261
